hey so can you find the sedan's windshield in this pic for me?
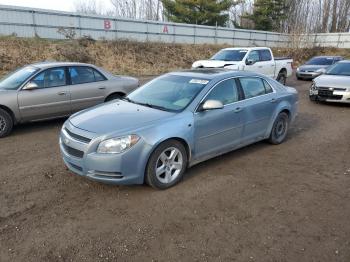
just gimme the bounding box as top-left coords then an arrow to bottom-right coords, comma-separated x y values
211,50 -> 247,61
325,62 -> 350,76
0,66 -> 39,90
305,57 -> 334,65
127,75 -> 209,112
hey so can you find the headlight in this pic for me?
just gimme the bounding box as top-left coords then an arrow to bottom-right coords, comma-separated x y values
316,68 -> 326,74
97,135 -> 140,154
311,82 -> 317,89
296,67 -> 300,72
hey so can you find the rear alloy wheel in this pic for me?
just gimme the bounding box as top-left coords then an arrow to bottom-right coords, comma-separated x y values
0,108 -> 13,138
146,140 -> 188,189
277,72 -> 287,85
268,112 -> 289,145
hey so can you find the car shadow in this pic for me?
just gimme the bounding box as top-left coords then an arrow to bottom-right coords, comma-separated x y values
10,118 -> 66,137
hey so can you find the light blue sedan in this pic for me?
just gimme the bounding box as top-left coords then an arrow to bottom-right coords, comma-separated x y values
59,69 -> 298,189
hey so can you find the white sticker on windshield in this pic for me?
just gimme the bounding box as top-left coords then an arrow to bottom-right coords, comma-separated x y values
189,79 -> 209,85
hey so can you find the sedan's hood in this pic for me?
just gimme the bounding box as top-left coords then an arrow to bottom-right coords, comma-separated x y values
314,74 -> 350,89
192,60 -> 237,68
299,65 -> 329,72
70,100 -> 175,135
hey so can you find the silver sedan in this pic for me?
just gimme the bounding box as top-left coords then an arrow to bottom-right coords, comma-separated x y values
0,62 -> 139,137
310,60 -> 350,103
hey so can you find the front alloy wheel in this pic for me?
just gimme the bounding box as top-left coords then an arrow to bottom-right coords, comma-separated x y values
146,140 -> 188,189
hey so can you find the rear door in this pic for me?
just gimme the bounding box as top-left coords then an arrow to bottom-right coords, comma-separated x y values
194,78 -> 245,160
238,77 -> 276,143
258,49 -> 275,78
18,67 -> 71,121
68,66 -> 107,113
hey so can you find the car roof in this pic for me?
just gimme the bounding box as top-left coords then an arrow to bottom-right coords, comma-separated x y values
30,61 -> 95,69
168,68 -> 264,80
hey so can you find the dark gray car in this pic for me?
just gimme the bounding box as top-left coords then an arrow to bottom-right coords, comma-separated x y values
296,56 -> 343,80
0,62 -> 139,137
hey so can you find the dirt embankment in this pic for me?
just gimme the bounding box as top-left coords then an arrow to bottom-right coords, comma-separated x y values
1,36 -> 350,77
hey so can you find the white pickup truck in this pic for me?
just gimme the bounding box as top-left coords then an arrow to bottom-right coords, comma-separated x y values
192,47 -> 293,85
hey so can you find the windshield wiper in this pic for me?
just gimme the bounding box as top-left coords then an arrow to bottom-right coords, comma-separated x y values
136,102 -> 171,112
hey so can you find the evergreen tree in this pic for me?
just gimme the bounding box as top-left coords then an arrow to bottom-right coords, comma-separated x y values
162,0 -> 236,27
244,0 -> 288,31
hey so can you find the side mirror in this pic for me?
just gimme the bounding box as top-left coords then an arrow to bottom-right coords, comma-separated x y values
246,59 -> 255,65
23,82 -> 39,90
316,68 -> 327,75
199,100 -> 224,111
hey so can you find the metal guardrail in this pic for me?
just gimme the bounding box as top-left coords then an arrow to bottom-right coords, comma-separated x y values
0,4 -> 349,48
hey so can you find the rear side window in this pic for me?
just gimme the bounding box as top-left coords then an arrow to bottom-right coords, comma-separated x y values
32,67 -> 66,88
69,66 -> 106,85
205,79 -> 239,105
239,77 -> 270,99
259,50 -> 272,61
263,79 -> 273,93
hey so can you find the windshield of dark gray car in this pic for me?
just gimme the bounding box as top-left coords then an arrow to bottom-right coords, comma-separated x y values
211,50 -> 247,61
325,62 -> 350,76
127,75 -> 209,112
305,57 -> 334,65
0,66 -> 39,90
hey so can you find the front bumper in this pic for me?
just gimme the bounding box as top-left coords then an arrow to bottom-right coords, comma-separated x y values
59,121 -> 151,185
309,88 -> 350,103
296,71 -> 321,79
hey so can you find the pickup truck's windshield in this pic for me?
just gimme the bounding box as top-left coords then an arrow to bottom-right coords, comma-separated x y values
211,50 -> 247,61
306,57 -> 334,65
127,75 -> 209,112
325,62 -> 350,76
0,66 -> 39,90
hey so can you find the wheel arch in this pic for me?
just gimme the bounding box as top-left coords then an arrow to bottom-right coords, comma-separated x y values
0,105 -> 16,124
105,92 -> 126,102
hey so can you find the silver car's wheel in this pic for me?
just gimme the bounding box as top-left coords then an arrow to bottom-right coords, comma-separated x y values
155,147 -> 183,184
0,109 -> 13,138
146,140 -> 188,189
0,115 -> 6,132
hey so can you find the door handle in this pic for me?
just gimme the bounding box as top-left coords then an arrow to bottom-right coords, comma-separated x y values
270,98 -> 277,103
98,86 -> 106,90
234,107 -> 242,113
57,91 -> 67,95
258,66 -> 263,68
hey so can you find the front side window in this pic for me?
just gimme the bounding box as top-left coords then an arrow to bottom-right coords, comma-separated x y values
240,77 -> 268,99
127,75 -> 208,112
205,79 -> 239,105
69,67 -> 96,85
259,50 -> 272,61
31,67 -> 66,88
247,51 -> 260,63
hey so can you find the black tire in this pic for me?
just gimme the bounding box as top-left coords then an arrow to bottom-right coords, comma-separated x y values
145,139 -> 188,190
0,108 -> 14,138
296,76 -> 303,80
268,112 -> 289,145
277,72 -> 287,85
105,93 -> 124,102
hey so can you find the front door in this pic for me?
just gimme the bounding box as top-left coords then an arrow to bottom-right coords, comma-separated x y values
194,78 -> 244,161
18,67 -> 71,121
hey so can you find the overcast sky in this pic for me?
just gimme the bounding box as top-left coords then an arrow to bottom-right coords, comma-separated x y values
0,0 -> 113,12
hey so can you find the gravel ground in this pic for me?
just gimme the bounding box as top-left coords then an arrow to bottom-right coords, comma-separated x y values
0,75 -> 349,262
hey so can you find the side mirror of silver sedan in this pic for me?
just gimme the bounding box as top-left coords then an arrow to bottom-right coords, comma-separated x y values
23,81 -> 39,90
200,100 -> 224,111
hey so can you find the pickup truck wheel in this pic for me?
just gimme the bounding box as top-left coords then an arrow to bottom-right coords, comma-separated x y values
277,72 -> 287,85
145,140 -> 188,190
268,112 -> 289,145
0,108 -> 13,138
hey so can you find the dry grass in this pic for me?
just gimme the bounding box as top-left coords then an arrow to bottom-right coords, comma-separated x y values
1,36 -> 349,77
